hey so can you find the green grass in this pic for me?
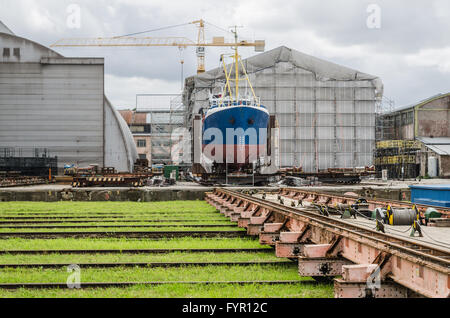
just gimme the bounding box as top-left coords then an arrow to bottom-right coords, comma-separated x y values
0,226 -> 243,233
0,217 -> 226,222
0,237 -> 268,251
0,221 -> 235,227
0,218 -> 229,227
0,200 -> 333,298
0,212 -> 221,217
0,264 -> 301,283
0,252 -> 281,264
0,201 -> 216,214
0,283 -> 334,298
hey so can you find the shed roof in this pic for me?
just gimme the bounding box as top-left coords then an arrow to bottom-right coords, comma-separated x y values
388,92 -> 450,114
0,21 -> 14,35
417,137 -> 450,156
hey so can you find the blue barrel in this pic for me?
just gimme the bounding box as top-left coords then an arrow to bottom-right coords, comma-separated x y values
409,184 -> 450,208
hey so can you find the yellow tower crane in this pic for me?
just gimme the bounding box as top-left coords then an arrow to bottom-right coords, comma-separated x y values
51,19 -> 265,74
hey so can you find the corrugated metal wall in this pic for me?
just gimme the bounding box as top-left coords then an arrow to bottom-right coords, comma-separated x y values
0,32 -> 138,172
0,61 -> 104,168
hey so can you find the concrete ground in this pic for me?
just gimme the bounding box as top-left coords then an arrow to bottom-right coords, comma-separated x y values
1,178 -> 448,192
360,178 -> 450,188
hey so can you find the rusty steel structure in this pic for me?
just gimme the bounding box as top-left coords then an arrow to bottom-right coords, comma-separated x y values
206,189 -> 450,298
72,174 -> 149,188
278,188 -> 450,217
0,176 -> 49,188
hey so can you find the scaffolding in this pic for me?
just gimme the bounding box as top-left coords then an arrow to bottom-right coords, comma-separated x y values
0,147 -> 57,176
374,140 -> 421,179
135,94 -> 186,165
375,96 -> 396,141
183,46 -> 383,172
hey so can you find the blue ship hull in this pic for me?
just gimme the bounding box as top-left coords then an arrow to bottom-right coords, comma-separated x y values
202,105 -> 270,164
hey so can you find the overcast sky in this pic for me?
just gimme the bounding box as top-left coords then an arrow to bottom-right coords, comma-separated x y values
1,0 -> 449,109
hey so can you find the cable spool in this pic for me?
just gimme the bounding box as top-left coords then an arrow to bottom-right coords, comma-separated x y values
386,205 -> 417,225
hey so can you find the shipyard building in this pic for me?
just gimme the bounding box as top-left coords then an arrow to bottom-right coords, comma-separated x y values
0,22 -> 137,172
376,93 -> 450,178
184,46 -> 383,172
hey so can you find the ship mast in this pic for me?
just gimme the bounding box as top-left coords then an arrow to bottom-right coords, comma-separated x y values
231,26 -> 240,102
218,26 -> 259,107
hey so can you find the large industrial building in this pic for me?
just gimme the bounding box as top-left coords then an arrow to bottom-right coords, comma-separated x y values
0,22 -> 137,172
376,93 -> 450,178
184,46 -> 383,172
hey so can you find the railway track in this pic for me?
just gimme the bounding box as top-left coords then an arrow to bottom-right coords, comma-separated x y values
1,211 -> 218,216
0,230 -> 247,239
279,187 -> 450,216
0,215 -> 219,220
0,224 -> 235,229
0,280 -> 318,290
0,248 -> 272,255
0,219 -> 225,224
207,188 -> 450,298
0,260 -> 293,269
0,200 -> 331,297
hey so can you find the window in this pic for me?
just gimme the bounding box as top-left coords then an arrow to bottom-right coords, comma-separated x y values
130,124 -> 151,133
3,48 -> 10,57
406,111 -> 413,125
13,48 -> 20,58
137,139 -> 146,148
395,115 -> 401,127
401,113 -> 407,126
138,154 -> 147,159
130,125 -> 144,133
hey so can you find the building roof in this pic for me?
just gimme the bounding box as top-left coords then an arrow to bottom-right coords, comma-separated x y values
409,184 -> 450,190
424,144 -> 450,156
389,92 -> 450,114
0,29 -> 138,171
188,46 -> 383,96
0,21 -> 14,35
417,137 -> 450,155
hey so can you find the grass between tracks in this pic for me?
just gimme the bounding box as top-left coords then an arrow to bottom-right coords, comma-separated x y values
0,221 -> 235,227
0,220 -> 230,226
0,251 -> 280,264
0,237 -> 269,250
0,264 -> 302,283
0,201 -> 216,214
0,201 -> 334,298
0,226 -> 242,233
0,283 -> 334,298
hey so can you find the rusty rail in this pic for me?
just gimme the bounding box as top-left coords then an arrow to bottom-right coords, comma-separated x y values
206,188 -> 450,298
0,248 -> 272,255
0,230 -> 247,239
0,260 -> 294,269
279,187 -> 450,216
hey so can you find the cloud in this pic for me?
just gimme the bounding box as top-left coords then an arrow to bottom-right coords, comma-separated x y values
0,0 -> 449,107
405,47 -> 450,73
105,74 -> 180,109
